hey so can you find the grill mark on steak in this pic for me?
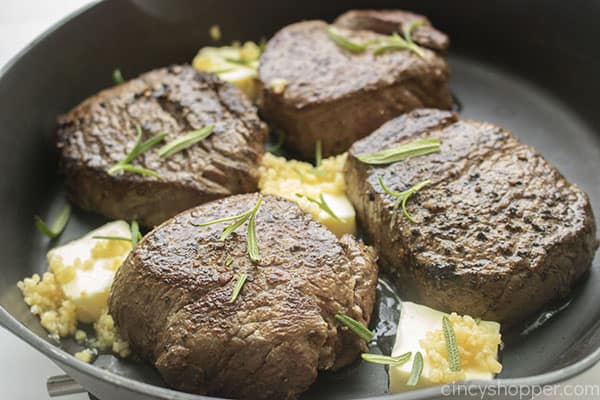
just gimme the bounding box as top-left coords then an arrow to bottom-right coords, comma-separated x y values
109,194 -> 378,400
345,109 -> 598,325
57,65 -> 267,227
258,16 -> 452,158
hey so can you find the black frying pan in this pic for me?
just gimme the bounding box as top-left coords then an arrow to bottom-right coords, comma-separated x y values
1,1 -> 599,399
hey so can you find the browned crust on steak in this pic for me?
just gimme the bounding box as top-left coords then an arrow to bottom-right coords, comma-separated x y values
109,194 -> 378,400
344,109 -> 598,324
57,65 -> 267,227
334,9 -> 449,51
258,20 -> 452,158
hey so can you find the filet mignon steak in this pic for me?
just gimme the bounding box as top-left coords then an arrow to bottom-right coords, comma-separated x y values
109,194 -> 378,400
344,109 -> 598,324
57,65 -> 267,227
258,12 -> 452,159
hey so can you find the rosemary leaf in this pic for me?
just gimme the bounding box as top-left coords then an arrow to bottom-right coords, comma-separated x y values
230,273 -> 248,303
442,315 -> 461,372
406,352 -> 424,386
113,69 -> 124,85
130,220 -> 141,247
361,352 -> 412,366
158,125 -> 214,158
247,213 -> 260,263
108,164 -> 162,179
224,256 -> 234,266
356,137 -> 440,165
296,193 -> 341,222
474,317 -> 482,325
378,177 -> 431,223
92,235 -> 132,242
34,205 -> 71,239
315,139 -> 323,167
326,26 -> 367,53
335,313 -> 373,342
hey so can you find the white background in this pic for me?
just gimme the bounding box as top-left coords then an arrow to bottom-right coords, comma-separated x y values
0,1 -> 598,399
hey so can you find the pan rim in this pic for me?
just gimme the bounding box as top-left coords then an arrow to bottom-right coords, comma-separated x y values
0,1 -> 599,399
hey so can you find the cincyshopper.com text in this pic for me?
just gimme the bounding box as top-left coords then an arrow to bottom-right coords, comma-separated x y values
441,383 -> 600,399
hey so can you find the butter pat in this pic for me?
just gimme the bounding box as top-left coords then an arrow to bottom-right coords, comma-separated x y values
192,42 -> 261,100
390,302 -> 502,392
48,221 -> 132,323
258,152 -> 356,237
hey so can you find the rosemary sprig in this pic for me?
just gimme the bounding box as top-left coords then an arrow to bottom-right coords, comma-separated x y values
296,193 -> 341,222
406,352 -> 424,386
326,22 -> 425,58
361,352 -> 412,366
113,69 -> 124,85
266,130 -> 285,154
378,177 -> 431,223
108,124 -> 166,178
374,21 -> 425,58
335,313 -> 374,342
356,137 -> 440,165
34,205 -> 71,239
230,273 -> 248,303
158,125 -> 214,158
326,26 -> 367,52
442,315 -> 461,372
197,196 -> 263,263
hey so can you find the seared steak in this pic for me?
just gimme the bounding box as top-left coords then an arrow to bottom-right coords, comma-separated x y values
258,14 -> 452,159
345,109 -> 598,324
109,194 -> 378,400
334,9 -> 449,51
57,65 -> 267,227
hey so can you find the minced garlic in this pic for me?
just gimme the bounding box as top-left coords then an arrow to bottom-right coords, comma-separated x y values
420,313 -> 503,384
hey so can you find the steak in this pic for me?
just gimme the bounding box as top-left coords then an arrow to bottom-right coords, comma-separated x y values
344,109 -> 598,324
109,194 -> 378,400
57,65 -> 267,227
257,13 -> 452,159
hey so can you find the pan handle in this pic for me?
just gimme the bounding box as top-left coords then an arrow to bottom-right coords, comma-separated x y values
47,375 -> 86,397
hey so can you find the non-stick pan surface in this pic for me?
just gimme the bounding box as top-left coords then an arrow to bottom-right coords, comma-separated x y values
1,1 -> 599,399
